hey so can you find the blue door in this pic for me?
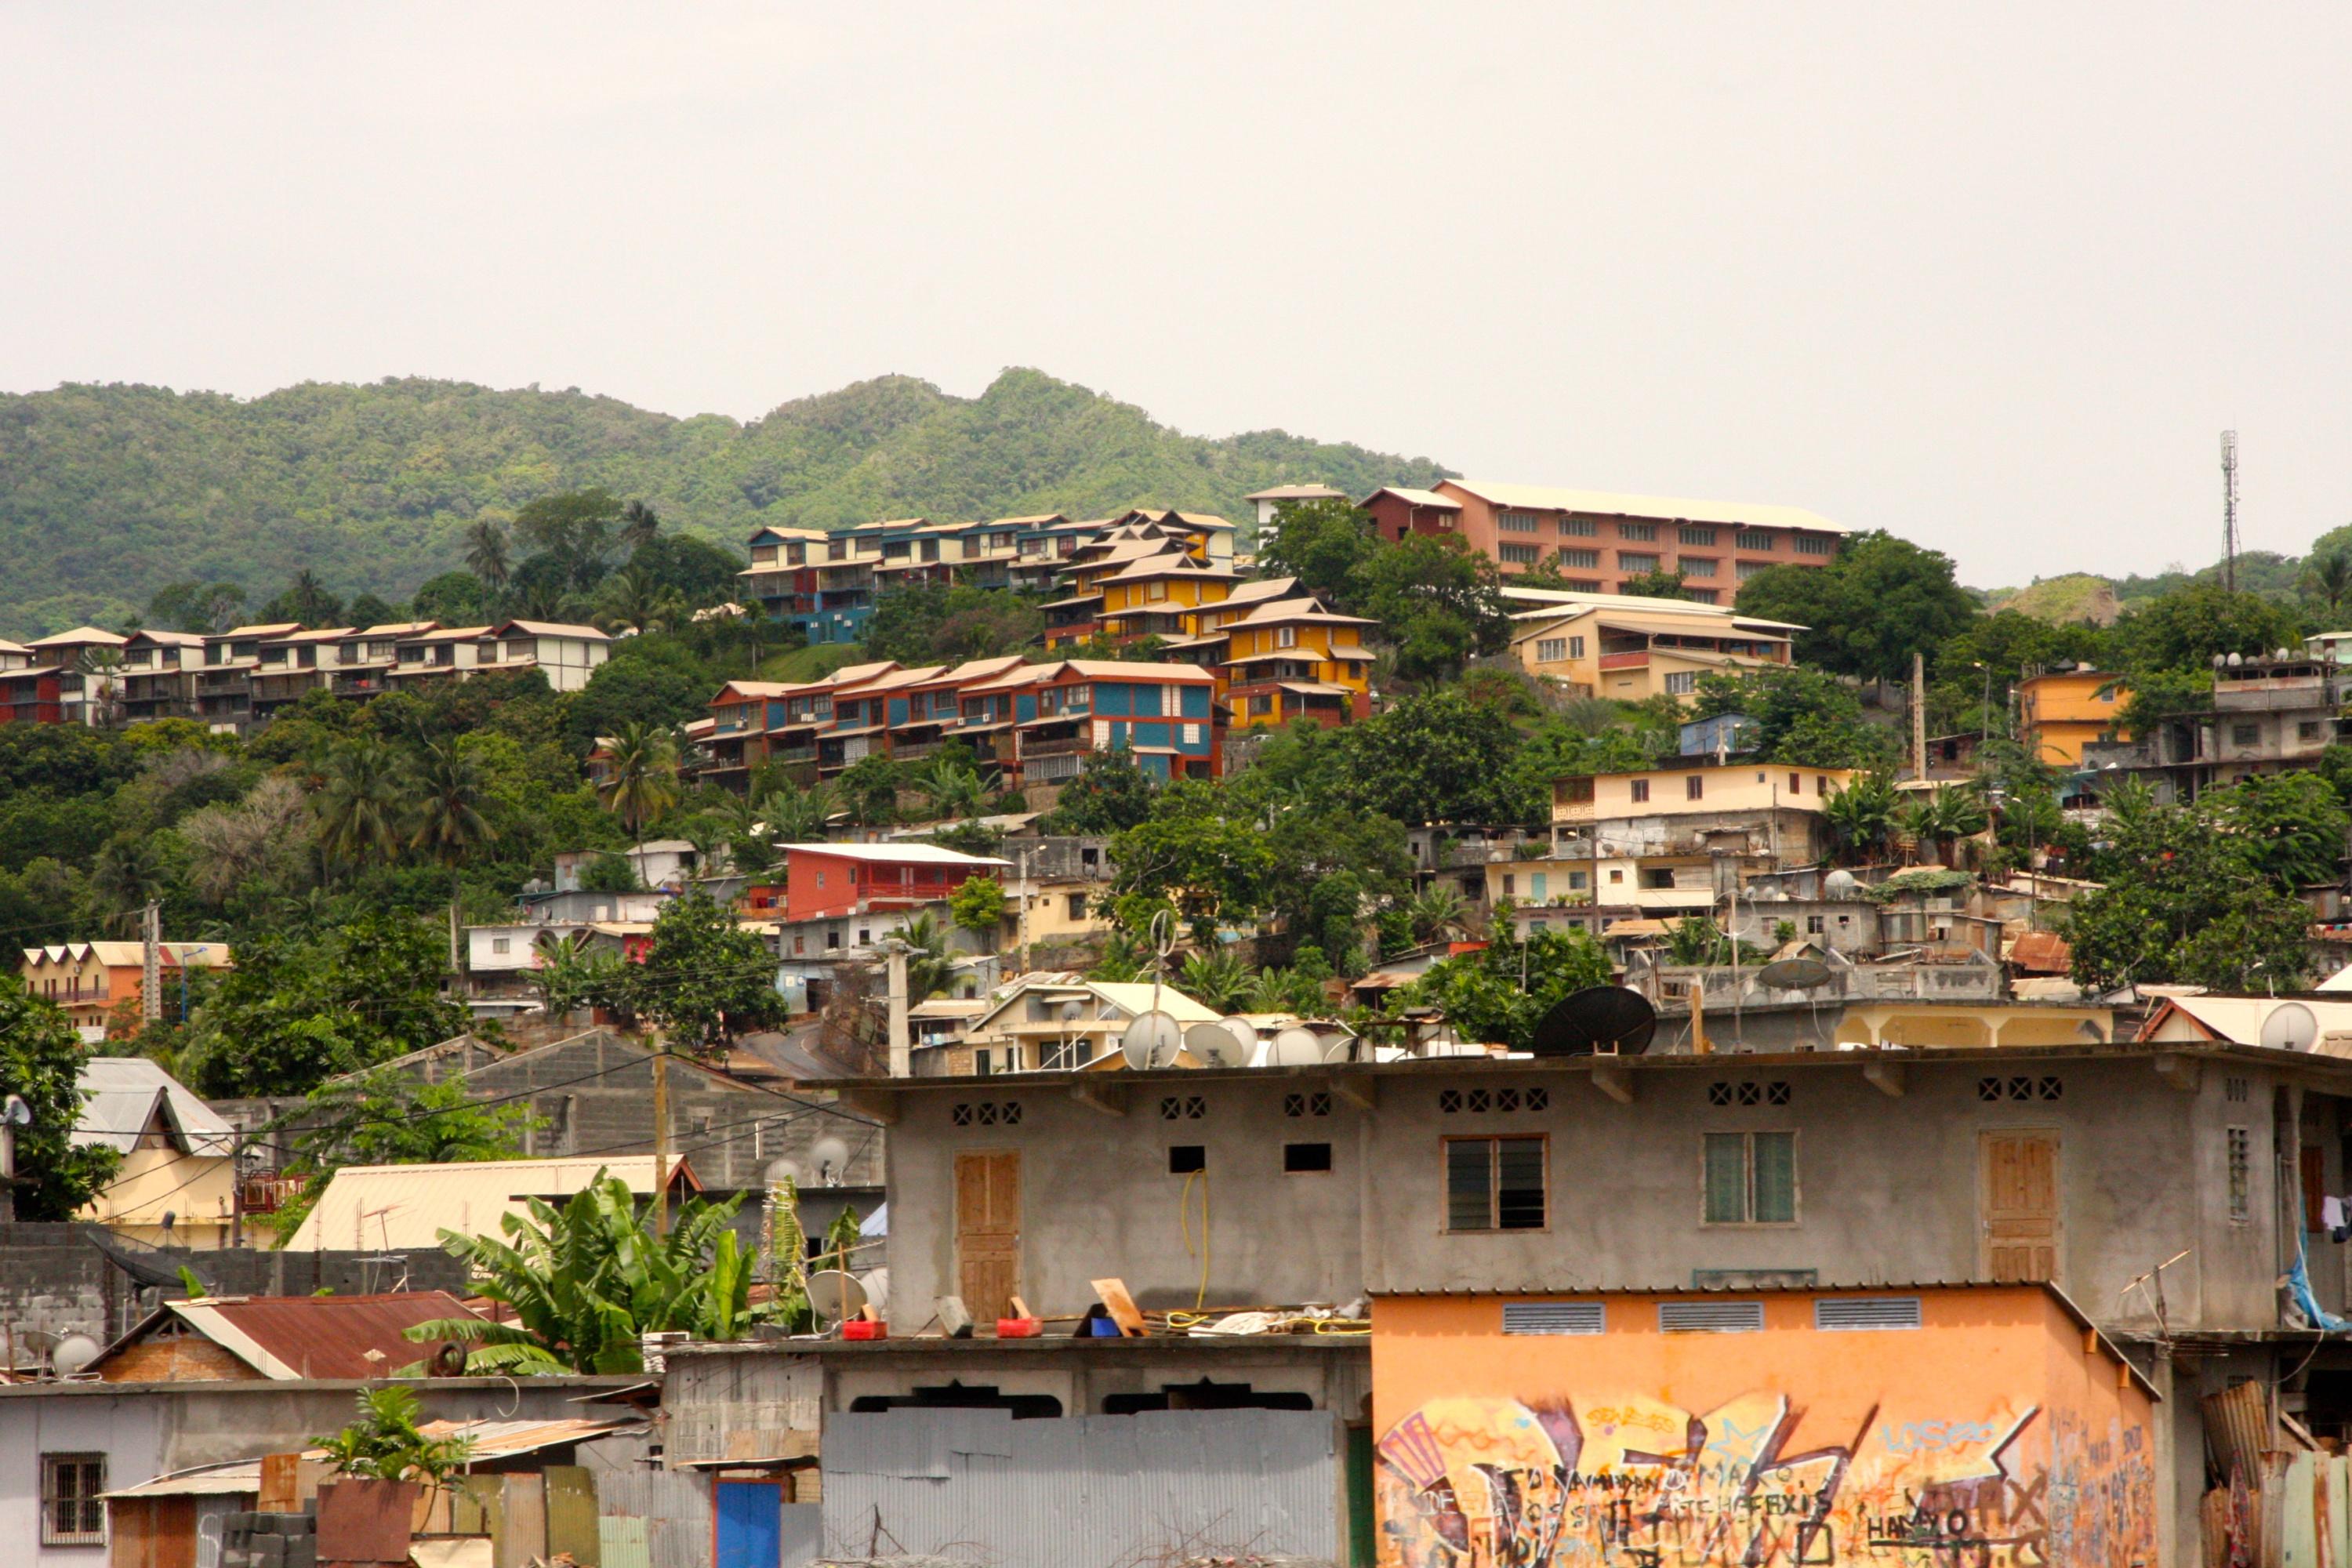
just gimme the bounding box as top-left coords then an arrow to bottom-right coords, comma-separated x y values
714,1479 -> 782,1568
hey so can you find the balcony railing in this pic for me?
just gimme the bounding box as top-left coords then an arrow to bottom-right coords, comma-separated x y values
1597,651 -> 1651,671
1021,734 -> 1094,759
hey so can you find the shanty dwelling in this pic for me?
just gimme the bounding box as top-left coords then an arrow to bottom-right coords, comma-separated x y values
1373,1283 -> 2155,1568
0,1279 -> 642,1568
71,1058 -> 239,1250
95,1413 -> 657,1568
306,1028 -> 885,1199
826,1040 -> 2352,1566
659,1334 -> 1369,1568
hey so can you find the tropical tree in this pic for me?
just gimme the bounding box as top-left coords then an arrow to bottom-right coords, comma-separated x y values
597,722 -> 681,847
315,736 -> 407,872
618,499 -> 662,554
1664,916 -> 1736,967
0,978 -> 122,1218
757,781 -> 840,845
88,836 -> 171,933
836,754 -> 903,827
408,740 -> 495,865
1821,772 -> 1899,863
949,876 -> 1008,952
402,1174 -> 792,1374
2307,550 -> 2352,619
593,568 -> 687,635
313,1387 -> 477,1482
463,517 -> 512,589
895,913 -> 956,1002
1406,885 -> 1468,946
913,758 -> 987,822
78,648 -> 126,727
630,891 -> 785,1051
1178,948 -> 1252,1014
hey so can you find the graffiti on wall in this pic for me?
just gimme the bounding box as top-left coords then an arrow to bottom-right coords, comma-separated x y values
1376,1393 -> 2154,1568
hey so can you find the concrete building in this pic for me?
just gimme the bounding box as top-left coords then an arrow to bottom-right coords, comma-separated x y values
1359,481 -> 1846,598
2018,666 -> 2129,765
70,1058 -> 238,1250
2083,651 -> 2346,801
1242,482 -> 1348,538
20,941 -> 231,1039
1507,591 -> 1802,702
1550,760 -> 1860,909
931,977 -> 1221,1077
550,839 -> 698,893
1373,1283 -> 2155,1568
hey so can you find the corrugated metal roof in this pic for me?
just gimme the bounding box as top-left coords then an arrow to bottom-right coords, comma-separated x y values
100,1416 -> 642,1497
103,1460 -> 263,1499
284,1155 -> 695,1250
159,1292 -> 478,1379
71,1057 -> 235,1156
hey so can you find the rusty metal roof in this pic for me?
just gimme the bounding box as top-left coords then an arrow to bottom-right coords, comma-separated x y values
412,1416 -> 640,1457
98,1292 -> 479,1381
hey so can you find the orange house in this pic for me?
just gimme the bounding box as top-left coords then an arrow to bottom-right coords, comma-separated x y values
1372,1283 -> 2158,1568
2018,669 -> 2129,766
20,941 -> 234,1037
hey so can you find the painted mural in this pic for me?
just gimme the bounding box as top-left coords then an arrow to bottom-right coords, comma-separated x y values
1375,1392 -> 2155,1568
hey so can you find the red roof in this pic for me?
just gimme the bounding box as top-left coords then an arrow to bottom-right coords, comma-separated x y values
103,1291 -> 478,1380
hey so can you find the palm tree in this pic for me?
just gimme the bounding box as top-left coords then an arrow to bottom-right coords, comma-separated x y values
913,759 -> 986,822
315,737 -> 408,873
1178,949 -> 1252,1014
2307,550 -> 2352,619
755,782 -> 839,848
598,723 -> 681,847
464,518 -> 512,589
619,500 -> 662,554
895,913 -> 956,1002
89,837 -> 171,934
1406,885 -> 1468,946
409,741 -> 495,865
78,648 -> 125,727
593,568 -> 685,635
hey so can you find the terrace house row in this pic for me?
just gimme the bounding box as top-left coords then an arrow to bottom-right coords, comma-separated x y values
739,509 -> 1236,646
0,620 -> 610,734
1358,479 -> 1848,598
702,656 -> 1220,793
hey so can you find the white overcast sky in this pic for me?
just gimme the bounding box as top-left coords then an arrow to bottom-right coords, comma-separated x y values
4,2 -> 2347,586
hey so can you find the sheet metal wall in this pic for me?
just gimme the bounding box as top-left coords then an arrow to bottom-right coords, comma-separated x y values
819,1407 -> 1341,1567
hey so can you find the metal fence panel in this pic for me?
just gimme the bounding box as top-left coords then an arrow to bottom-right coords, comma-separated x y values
820,1408 -> 1340,1568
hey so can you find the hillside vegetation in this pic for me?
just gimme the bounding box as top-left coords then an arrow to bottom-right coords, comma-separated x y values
0,368 -> 1449,638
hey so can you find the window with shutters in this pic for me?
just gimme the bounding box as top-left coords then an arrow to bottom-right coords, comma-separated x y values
1619,521 -> 1658,542
1686,774 -> 1704,800
1736,530 -> 1776,551
42,1454 -> 105,1546
2227,1127 -> 2251,1221
1617,552 -> 1661,573
1499,543 -> 1541,564
1560,516 -> 1599,537
1536,638 -> 1567,662
1703,1131 -> 1798,1225
1559,549 -> 1601,569
1445,1135 -> 1547,1232
1681,556 -> 1718,576
1630,779 -> 1650,803
1665,672 -> 1697,695
1679,526 -> 1718,546
1795,535 -> 1835,556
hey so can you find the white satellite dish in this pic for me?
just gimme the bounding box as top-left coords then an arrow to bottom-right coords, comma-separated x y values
810,1135 -> 852,1185
1185,1019 -> 1253,1069
1121,1010 -> 1185,1069
50,1333 -> 100,1378
764,1156 -> 806,1189
1268,1026 -> 1325,1067
2261,1002 -> 2321,1052
1319,1029 -> 1366,1065
807,1269 -> 869,1326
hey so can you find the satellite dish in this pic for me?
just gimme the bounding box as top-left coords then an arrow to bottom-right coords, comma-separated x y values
764,1156 -> 806,1189
1757,958 -> 1834,992
1185,1019 -> 1252,1069
2261,1002 -> 2320,1052
810,1135 -> 852,1184
51,1333 -> 100,1378
1121,1010 -> 1185,1069
1059,1000 -> 1086,1022
2,1094 -> 29,1127
1824,869 -> 1861,898
1320,1032 -> 1365,1064
1268,1027 -> 1326,1067
1529,986 -> 1658,1057
807,1269 -> 869,1326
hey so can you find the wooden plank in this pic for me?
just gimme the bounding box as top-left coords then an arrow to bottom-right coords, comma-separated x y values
499,1472 -> 546,1568
543,1466 -> 601,1568
1091,1276 -> 1148,1336
256,1453 -> 302,1515
156,1497 -> 197,1568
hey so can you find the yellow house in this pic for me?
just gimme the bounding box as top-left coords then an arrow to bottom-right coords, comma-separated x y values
71,1058 -> 239,1249
2016,668 -> 2128,765
1215,597 -> 1377,728
1509,593 -> 1801,705
1095,557 -> 1241,644
1552,762 -> 1861,896
1042,538 -> 1202,649
21,940 -> 233,1039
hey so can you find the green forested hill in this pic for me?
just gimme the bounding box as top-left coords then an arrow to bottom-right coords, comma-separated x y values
0,367 -> 1449,637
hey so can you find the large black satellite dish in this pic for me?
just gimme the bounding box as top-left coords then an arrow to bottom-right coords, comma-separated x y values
1530,986 -> 1657,1057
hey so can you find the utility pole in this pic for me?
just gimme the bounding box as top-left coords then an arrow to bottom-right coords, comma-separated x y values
140,902 -> 162,1025
1911,652 -> 1927,784
650,1045 -> 671,1239
2221,430 -> 2241,594
885,945 -> 910,1080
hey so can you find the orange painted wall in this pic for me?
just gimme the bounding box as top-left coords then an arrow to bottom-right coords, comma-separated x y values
1370,1288 -> 2157,1568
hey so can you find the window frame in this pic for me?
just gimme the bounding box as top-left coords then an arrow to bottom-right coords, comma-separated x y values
41,1452 -> 106,1547
1700,1129 -> 1801,1227
1443,1133 -> 1550,1233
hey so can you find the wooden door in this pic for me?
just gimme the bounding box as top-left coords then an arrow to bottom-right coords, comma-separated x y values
956,1149 -> 1022,1319
1980,1130 -> 2061,1283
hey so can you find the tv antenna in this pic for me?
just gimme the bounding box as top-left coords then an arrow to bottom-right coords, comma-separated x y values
2221,430 -> 2240,593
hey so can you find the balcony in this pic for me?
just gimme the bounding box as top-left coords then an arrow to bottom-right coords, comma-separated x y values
1597,651 -> 1650,671
1021,734 -> 1094,759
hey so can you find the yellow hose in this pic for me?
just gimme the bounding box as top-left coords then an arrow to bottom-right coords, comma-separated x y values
1179,1167 -> 1210,1309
